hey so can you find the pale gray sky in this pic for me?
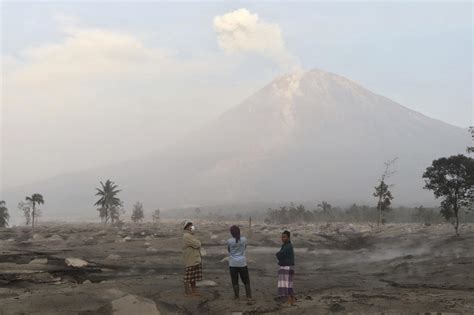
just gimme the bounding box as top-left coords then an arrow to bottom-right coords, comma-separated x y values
1,1 -> 472,189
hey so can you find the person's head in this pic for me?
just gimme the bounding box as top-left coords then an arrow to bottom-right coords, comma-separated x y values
183,220 -> 195,232
230,225 -> 241,243
281,230 -> 290,243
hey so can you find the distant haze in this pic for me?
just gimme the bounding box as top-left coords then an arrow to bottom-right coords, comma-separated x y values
2,69 -> 470,223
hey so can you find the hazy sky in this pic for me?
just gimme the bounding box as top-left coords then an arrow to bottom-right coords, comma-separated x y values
1,1 -> 472,189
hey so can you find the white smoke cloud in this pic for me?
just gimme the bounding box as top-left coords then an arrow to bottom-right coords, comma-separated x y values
2,17 -> 269,189
213,8 -> 300,72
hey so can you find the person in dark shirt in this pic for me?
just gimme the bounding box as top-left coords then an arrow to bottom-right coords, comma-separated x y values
275,230 -> 295,306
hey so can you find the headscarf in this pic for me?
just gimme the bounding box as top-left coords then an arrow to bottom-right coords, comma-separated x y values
230,225 -> 241,243
183,220 -> 193,230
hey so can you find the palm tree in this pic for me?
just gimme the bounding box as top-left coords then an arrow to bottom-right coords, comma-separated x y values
25,194 -> 44,228
94,180 -> 121,225
0,201 -> 10,228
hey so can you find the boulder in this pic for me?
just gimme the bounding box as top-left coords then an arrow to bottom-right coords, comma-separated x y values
110,294 -> 160,315
65,258 -> 89,268
106,254 -> 121,261
29,258 -> 48,265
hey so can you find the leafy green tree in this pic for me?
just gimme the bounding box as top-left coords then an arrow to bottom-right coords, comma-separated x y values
317,201 -> 332,215
110,204 -> 125,225
467,126 -> 473,153
131,201 -> 145,223
374,158 -> 397,226
0,201 -> 10,228
423,154 -> 474,236
94,180 -> 121,225
25,194 -> 44,228
152,209 -> 160,224
195,207 -> 201,217
18,201 -> 32,225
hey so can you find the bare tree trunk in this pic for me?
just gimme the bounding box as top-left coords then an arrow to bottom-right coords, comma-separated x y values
378,208 -> 381,227
249,216 -> 252,237
32,204 -> 36,228
377,197 -> 382,227
104,206 -> 108,226
454,198 -> 460,237
454,209 -> 459,236
455,215 -> 459,236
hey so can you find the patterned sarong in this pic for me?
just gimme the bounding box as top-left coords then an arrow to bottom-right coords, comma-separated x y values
277,266 -> 295,296
183,263 -> 203,283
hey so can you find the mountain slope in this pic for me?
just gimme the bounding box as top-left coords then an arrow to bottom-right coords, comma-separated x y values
2,69 -> 470,220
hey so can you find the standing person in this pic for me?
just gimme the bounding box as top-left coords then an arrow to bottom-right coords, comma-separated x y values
276,230 -> 295,306
182,220 -> 202,296
227,225 -> 252,300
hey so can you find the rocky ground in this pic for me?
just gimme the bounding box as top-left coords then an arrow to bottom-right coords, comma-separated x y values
0,220 -> 473,314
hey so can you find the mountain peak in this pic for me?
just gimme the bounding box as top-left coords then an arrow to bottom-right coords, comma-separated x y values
269,68 -> 369,101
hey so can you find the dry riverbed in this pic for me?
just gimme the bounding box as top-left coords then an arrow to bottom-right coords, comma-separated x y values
0,221 -> 473,314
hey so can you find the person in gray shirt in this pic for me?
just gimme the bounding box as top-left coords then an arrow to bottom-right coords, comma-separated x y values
227,225 -> 252,300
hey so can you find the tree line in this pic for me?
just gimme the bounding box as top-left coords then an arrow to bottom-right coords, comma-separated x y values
1,129 -> 473,235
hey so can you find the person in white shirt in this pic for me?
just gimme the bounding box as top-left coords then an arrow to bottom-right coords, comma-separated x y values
227,225 -> 252,300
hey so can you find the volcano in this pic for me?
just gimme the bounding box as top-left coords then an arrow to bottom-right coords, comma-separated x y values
2,69 -> 470,219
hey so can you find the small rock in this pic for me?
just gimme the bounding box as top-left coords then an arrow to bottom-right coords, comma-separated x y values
147,247 -> 158,252
29,258 -> 48,265
83,280 -> 92,284
144,242 -> 151,246
106,254 -> 121,261
84,237 -> 97,245
210,234 -> 218,240
123,236 -> 132,242
65,257 -> 89,268
200,248 -> 207,256
196,280 -> 218,287
48,234 -> 64,241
